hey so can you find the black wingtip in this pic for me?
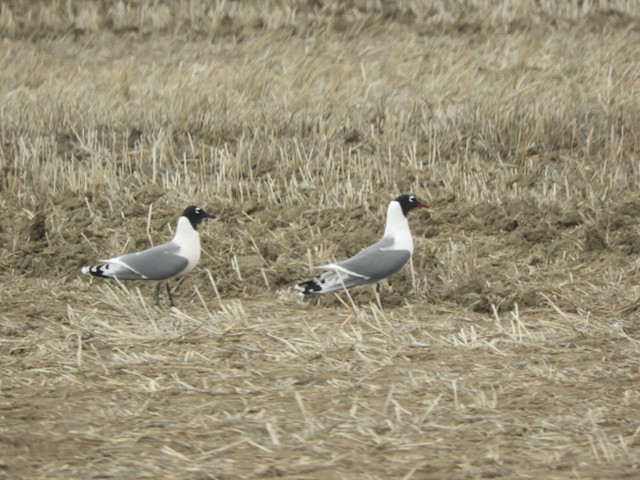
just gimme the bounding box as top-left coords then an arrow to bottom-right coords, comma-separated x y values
82,265 -> 110,278
295,279 -> 323,294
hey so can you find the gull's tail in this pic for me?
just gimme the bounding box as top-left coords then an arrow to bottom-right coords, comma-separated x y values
295,268 -> 367,295
295,278 -> 324,294
81,264 -> 111,278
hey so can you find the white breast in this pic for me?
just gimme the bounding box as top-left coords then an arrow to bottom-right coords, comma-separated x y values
172,217 -> 202,276
382,201 -> 414,253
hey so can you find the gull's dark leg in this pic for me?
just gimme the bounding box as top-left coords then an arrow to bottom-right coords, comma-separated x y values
156,283 -> 162,307
374,283 -> 383,310
166,282 -> 175,307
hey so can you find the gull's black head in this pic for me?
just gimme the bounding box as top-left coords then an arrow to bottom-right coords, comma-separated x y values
182,206 -> 215,230
394,194 -> 430,216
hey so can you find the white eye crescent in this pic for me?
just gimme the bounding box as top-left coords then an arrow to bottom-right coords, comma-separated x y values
195,208 -> 202,214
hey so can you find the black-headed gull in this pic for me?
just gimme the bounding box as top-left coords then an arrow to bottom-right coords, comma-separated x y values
82,206 -> 214,306
295,194 -> 430,295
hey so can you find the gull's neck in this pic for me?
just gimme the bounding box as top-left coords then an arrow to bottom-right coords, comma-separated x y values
173,216 -> 199,246
171,215 -> 202,276
383,200 -> 413,252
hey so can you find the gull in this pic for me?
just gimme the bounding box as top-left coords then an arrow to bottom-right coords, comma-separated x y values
295,194 -> 429,295
82,206 -> 214,306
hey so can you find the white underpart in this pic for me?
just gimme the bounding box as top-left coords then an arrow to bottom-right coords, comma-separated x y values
381,200 -> 414,253
165,216 -> 201,278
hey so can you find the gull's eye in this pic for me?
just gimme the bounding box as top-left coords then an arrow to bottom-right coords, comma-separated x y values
409,196 -> 415,203
195,207 -> 202,214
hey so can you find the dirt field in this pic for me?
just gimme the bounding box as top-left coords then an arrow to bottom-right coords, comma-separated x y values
1,1 -> 640,478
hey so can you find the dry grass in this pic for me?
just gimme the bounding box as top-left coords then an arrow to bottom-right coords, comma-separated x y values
1,1 -> 640,478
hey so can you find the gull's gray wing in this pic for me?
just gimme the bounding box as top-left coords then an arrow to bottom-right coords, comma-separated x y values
297,237 -> 412,294
110,241 -> 188,280
318,236 -> 411,282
